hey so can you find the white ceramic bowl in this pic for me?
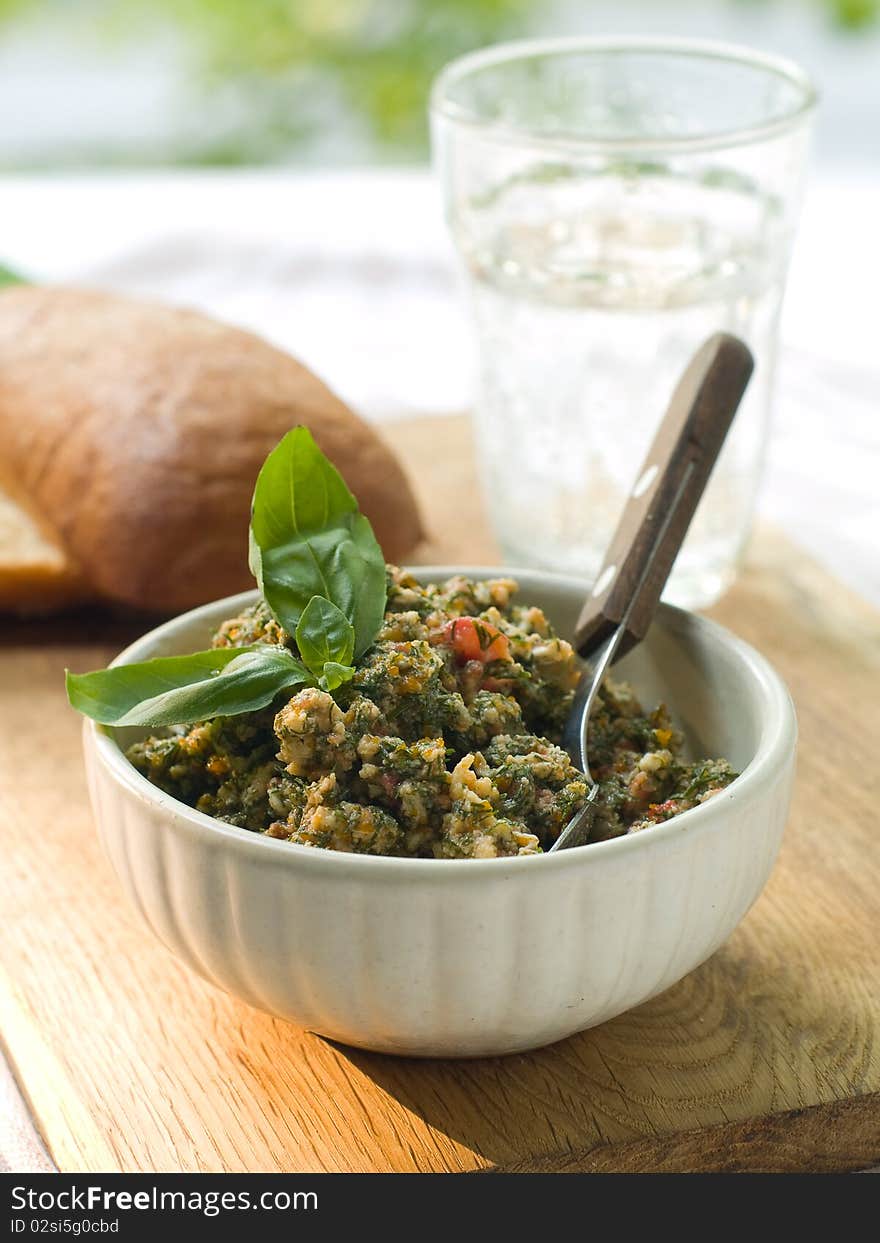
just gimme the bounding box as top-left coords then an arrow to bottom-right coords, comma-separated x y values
83,568 -> 796,1058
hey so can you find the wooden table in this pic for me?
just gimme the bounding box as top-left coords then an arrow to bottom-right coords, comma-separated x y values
2,415 -> 879,1173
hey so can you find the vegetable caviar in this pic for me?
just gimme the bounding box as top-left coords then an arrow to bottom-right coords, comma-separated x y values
127,569 -> 737,858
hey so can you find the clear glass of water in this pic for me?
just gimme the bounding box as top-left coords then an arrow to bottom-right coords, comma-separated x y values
431,38 -> 817,606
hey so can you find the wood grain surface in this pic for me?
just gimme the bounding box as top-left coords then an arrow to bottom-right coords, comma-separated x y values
1,414 -> 878,1174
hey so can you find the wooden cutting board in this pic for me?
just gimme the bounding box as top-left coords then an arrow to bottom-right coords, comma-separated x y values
1,414 -> 878,1174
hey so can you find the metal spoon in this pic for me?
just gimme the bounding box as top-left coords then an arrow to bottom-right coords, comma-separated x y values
549,333 -> 754,852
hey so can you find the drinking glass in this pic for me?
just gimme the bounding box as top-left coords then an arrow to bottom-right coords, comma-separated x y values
431,38 -> 817,605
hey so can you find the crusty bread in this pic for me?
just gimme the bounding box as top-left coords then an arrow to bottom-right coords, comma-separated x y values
0,286 -> 424,613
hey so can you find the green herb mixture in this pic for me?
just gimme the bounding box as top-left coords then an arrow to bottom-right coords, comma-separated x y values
126,571 -> 735,857
67,427 -> 736,859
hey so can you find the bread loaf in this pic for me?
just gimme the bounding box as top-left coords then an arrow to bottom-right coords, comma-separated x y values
0,287 -> 424,613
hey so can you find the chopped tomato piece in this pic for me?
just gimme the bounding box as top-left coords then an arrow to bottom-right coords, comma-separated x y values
647,798 -> 679,821
437,616 -> 511,666
380,772 -> 401,797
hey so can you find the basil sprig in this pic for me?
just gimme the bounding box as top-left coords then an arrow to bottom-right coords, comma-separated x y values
67,427 -> 389,727
249,427 -> 386,661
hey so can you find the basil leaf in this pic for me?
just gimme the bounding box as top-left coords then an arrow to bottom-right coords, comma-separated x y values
295,595 -> 355,677
295,596 -> 357,694
319,661 -> 356,693
67,645 -> 311,727
249,427 -> 386,657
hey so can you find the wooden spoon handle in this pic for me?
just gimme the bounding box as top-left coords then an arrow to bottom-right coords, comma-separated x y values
574,333 -> 754,660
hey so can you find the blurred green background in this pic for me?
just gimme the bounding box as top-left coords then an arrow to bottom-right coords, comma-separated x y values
0,0 -> 877,168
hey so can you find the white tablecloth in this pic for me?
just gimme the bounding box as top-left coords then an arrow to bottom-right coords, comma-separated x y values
2,168 -> 877,603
